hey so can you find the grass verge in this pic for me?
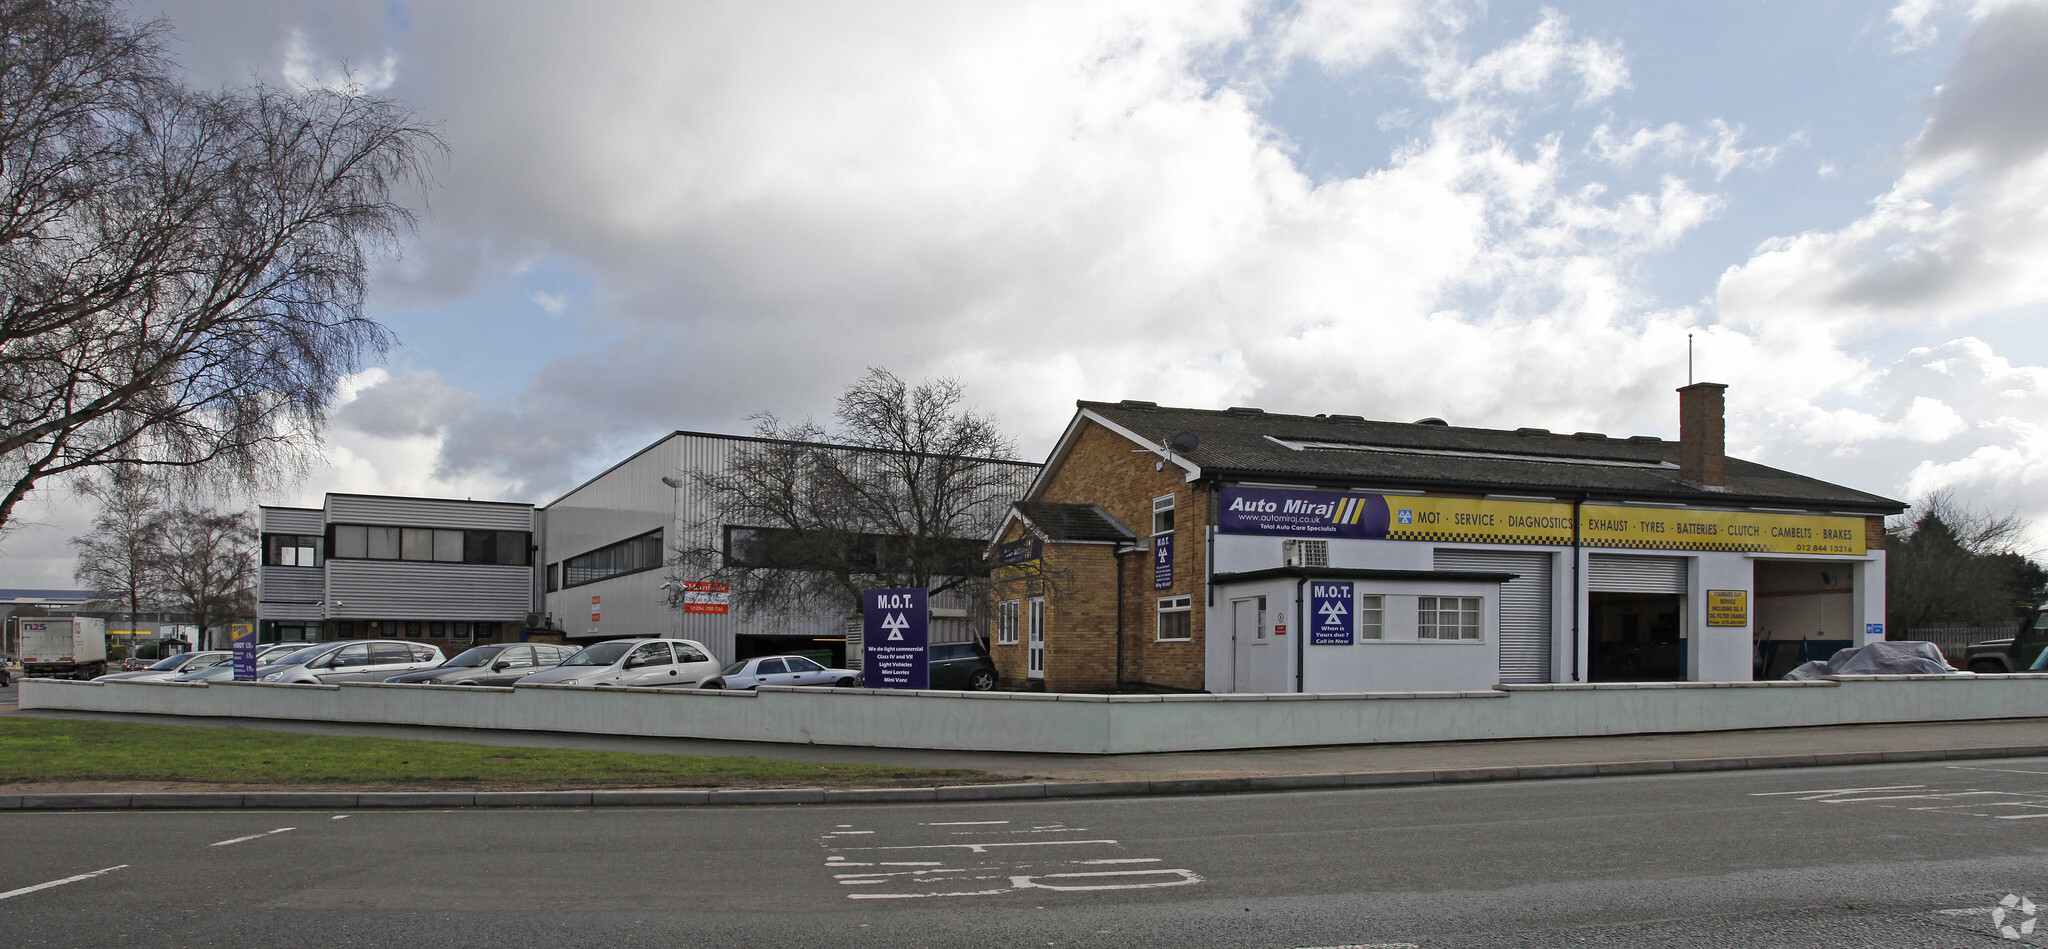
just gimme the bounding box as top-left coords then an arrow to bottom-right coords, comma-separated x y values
0,718 -> 996,790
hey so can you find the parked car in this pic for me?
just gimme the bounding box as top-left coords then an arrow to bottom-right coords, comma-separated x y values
94,650 -> 232,682
699,655 -> 858,690
851,642 -> 1000,690
386,643 -> 578,686
514,639 -> 719,688
255,640 -> 443,684
172,664 -> 241,682
1964,608 -> 2048,672
257,642 -> 316,661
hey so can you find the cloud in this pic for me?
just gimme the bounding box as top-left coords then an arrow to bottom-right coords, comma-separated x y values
281,27 -> 398,94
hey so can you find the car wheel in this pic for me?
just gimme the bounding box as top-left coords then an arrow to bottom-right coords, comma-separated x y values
1969,659 -> 2006,674
968,669 -> 997,691
699,678 -> 723,690
835,676 -> 856,688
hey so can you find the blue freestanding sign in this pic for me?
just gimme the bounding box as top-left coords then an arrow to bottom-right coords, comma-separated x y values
862,588 -> 929,689
1310,582 -> 1353,645
229,623 -> 257,680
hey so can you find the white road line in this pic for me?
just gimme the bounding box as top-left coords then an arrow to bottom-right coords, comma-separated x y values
924,820 -> 1010,826
209,827 -> 296,847
0,865 -> 129,902
1080,858 -> 1161,865
847,888 -> 1011,900
1820,791 -> 2005,803
1009,869 -> 1203,891
842,839 -> 1117,855
330,815 -> 350,821
1993,813 -> 2048,820
1286,944 -> 1420,949
1949,766 -> 2048,776
1750,785 -> 1926,797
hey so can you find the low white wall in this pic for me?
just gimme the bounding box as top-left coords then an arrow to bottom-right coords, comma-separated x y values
21,675 -> 2048,755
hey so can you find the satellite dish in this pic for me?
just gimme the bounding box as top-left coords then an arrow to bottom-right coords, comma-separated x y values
1167,431 -> 1200,453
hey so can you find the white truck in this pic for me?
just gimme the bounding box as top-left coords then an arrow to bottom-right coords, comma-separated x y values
19,617 -> 108,680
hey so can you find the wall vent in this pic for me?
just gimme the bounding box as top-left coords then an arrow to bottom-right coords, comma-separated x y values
1283,539 -> 1330,568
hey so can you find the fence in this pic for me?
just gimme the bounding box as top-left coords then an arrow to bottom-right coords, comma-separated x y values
1900,627 -> 2015,665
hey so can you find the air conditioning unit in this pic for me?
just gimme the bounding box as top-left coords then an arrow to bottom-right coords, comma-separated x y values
1283,539 -> 1329,568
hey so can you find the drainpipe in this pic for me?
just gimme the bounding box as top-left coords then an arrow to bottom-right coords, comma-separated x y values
1114,544 -> 1130,691
1571,494 -> 1584,682
1294,576 -> 1308,693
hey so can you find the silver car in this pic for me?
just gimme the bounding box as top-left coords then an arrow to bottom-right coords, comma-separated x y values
255,640 -> 443,684
94,650 -> 232,682
515,639 -> 719,688
700,655 -> 858,690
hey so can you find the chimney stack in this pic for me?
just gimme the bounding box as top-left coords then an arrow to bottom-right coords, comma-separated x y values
1678,383 -> 1728,487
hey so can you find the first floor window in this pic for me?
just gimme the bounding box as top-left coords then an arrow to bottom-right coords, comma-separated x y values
1157,595 -> 1192,641
1418,596 -> 1482,640
997,600 -> 1020,644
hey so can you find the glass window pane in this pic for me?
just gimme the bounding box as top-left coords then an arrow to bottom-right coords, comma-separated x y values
434,530 -> 464,562
334,526 -> 367,559
758,658 -> 786,674
401,528 -> 431,560
499,531 -> 530,566
367,527 -> 400,559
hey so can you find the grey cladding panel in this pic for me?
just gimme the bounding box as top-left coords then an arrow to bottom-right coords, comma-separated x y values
1587,554 -> 1689,594
326,561 -> 532,620
259,570 -> 322,604
261,507 -> 324,533
328,495 -> 534,531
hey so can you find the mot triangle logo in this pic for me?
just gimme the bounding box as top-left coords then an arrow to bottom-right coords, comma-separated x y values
1318,600 -> 1348,625
882,613 -> 909,641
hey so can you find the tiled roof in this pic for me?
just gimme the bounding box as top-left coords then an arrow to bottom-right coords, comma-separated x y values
1080,401 -> 1902,512
1013,501 -> 1137,543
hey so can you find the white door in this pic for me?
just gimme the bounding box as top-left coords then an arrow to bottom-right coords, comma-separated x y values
1027,597 -> 1045,680
623,641 -> 675,685
1231,597 -> 1266,693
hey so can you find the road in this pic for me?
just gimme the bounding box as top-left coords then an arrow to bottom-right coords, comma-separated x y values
3,759 -> 2046,948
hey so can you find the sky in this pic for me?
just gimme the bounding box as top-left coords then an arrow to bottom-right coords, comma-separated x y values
6,0 -> 2048,586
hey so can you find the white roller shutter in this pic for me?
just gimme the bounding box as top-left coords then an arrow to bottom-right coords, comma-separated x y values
1433,549 -> 1554,684
1587,554 -> 1689,594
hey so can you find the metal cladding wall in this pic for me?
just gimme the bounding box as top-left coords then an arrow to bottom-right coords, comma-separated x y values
326,560 -> 532,621
261,507 -> 324,534
327,495 -> 534,532
258,507 -> 327,622
1434,548 -> 1555,684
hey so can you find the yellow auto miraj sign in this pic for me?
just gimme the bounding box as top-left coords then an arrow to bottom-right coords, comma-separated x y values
1376,496 -> 1866,555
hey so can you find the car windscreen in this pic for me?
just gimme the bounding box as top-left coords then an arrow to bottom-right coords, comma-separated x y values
443,646 -> 501,668
561,642 -> 633,666
146,655 -> 191,671
269,645 -> 331,666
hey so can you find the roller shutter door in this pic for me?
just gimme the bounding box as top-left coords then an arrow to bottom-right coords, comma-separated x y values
1587,554 -> 1689,594
1433,549 -> 1554,684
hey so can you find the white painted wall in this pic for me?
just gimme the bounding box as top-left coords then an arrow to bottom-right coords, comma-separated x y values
27,674 -> 2047,755
1693,550 -> 1757,682
1297,579 -> 1499,693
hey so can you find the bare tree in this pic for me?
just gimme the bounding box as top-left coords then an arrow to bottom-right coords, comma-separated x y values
69,468 -> 165,634
154,504 -> 257,648
1887,490 -> 2047,631
670,369 -> 1035,618
0,0 -> 442,536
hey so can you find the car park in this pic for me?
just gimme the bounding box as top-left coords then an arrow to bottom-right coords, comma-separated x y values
699,655 -> 858,690
851,641 -> 1001,690
385,643 -> 578,686
94,651 -> 232,682
514,639 -> 719,688
255,640 -> 443,684
1963,607 -> 2048,672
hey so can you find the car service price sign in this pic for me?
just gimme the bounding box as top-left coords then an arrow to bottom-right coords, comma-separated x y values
1310,582 -> 1353,645
862,588 -> 929,689
229,623 -> 257,680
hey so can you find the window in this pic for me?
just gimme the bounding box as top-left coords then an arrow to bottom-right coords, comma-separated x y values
405,620 -> 423,638
1283,538 -> 1329,567
1358,595 -> 1385,640
450,622 -> 470,641
628,642 -> 673,666
428,621 -> 446,638
757,658 -> 787,675
561,530 -> 663,588
676,644 -> 709,663
326,524 -> 532,566
546,563 -> 561,593
264,534 -> 320,567
333,620 -> 355,639
1418,596 -> 1482,640
1157,595 -> 1192,641
332,644 -> 372,668
1152,495 -> 1175,535
996,600 -> 1020,645
1027,597 -> 1045,678
787,657 -> 823,673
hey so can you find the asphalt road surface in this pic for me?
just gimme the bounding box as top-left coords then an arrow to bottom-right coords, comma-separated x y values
3,759 -> 2047,948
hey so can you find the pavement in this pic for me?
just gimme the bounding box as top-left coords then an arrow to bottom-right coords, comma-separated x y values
5,695 -> 2047,808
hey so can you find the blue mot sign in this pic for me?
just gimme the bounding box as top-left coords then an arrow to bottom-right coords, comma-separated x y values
1310,582 -> 1354,645
862,588 -> 929,690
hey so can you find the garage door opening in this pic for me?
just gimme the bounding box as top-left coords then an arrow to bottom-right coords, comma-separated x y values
1753,560 -> 1854,679
1588,592 -> 1685,681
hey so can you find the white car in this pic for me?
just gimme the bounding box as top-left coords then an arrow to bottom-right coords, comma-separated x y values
515,638 -> 719,688
256,640 -> 444,684
700,655 -> 858,690
94,650 -> 233,682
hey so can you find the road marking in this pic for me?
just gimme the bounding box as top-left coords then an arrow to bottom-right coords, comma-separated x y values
842,839 -> 1118,855
210,827 -> 296,847
1994,813 -> 2048,819
0,866 -> 128,902
1080,858 -> 1161,865
331,815 -> 350,821
1750,785 -> 1926,797
1008,869 -> 1203,891
821,819 -> 1203,902
1286,944 -> 1420,949
925,820 -> 1009,826
847,888 -> 1011,900
1950,766 -> 2048,776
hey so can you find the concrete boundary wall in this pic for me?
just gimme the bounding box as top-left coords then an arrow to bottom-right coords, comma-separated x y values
21,676 -> 2048,755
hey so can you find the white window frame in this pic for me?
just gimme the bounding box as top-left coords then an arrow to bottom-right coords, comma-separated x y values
1027,596 -> 1046,678
996,599 -> 1020,645
1357,594 -> 1385,640
1152,494 -> 1175,536
1157,595 -> 1192,642
1417,596 -> 1483,641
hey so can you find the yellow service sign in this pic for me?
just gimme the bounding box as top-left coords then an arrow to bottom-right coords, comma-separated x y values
1706,590 -> 1748,627
1579,504 -> 1866,555
1382,496 -> 1578,546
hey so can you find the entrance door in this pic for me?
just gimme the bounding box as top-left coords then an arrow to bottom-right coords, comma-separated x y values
1587,554 -> 1689,681
1231,597 -> 1284,692
1026,597 -> 1045,680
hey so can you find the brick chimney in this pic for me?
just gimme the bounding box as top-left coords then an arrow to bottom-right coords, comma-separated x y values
1678,382 -> 1728,487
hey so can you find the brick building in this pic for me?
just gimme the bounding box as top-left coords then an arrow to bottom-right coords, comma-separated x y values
990,384 -> 1905,694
